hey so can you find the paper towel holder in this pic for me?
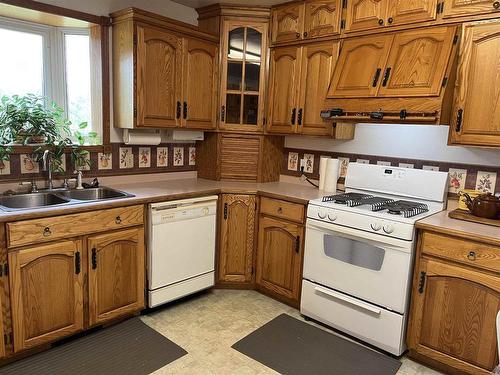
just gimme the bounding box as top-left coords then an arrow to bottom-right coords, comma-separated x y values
123,129 -> 162,146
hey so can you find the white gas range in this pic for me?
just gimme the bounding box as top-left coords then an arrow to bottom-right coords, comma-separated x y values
300,163 -> 449,356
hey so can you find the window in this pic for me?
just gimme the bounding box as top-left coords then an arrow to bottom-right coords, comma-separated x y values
0,16 -> 100,142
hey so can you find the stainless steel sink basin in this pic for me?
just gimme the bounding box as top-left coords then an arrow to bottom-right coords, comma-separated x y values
60,187 -> 133,201
0,193 -> 70,210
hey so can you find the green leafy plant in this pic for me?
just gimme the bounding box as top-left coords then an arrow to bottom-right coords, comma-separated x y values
0,94 -> 97,172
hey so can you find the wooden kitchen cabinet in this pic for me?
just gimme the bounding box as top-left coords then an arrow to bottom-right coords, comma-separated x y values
449,20 -> 500,147
441,0 -> 500,19
408,231 -> 500,375
217,194 -> 256,285
8,240 -> 84,352
112,8 -> 218,130
87,227 -> 145,326
345,0 -> 389,32
256,216 -> 304,305
271,2 -> 304,44
386,0 -> 438,27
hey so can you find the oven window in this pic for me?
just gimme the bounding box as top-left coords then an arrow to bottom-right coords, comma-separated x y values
323,235 -> 385,271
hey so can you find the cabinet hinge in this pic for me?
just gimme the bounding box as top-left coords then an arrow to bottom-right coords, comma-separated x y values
342,0 -> 347,9
255,201 -> 258,211
295,236 -> 301,253
340,19 -> 346,29
251,266 -> 254,275
453,34 -> 459,44
75,252 -> 81,275
223,203 -> 228,220
4,263 -> 8,277
418,271 -> 426,294
133,34 -> 137,45
133,108 -> 137,117
441,77 -> 448,87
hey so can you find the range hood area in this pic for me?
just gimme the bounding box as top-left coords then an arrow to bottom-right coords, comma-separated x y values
321,26 -> 458,125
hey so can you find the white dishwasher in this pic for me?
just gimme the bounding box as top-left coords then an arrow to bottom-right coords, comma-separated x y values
148,196 -> 218,308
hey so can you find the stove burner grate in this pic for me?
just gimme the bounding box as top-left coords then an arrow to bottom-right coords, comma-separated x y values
322,192 -> 373,205
350,197 -> 395,209
377,200 -> 429,218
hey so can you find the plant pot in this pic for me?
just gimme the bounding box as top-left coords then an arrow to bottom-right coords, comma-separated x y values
15,132 -> 47,145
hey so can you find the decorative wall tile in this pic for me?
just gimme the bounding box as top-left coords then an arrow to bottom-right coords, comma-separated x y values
119,147 -> 134,169
288,152 -> 299,171
98,153 -> 112,170
0,160 -> 10,175
303,154 -> 314,173
74,151 -> 91,171
189,147 -> 196,166
376,160 -> 391,166
399,163 -> 414,169
173,147 -> 184,167
338,157 -> 349,178
157,147 -> 168,167
139,147 -> 151,168
448,168 -> 467,194
356,159 -> 370,164
475,171 -> 497,193
20,154 -> 39,174
422,165 -> 439,171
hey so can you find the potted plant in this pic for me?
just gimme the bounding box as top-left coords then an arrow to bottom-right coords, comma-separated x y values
0,94 -> 97,173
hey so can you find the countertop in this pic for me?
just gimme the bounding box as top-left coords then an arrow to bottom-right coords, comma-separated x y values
0,178 -> 324,222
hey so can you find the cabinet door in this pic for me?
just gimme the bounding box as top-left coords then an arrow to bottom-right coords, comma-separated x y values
267,46 -> 302,134
442,0 -> 499,19
218,195 -> 256,284
298,41 -> 339,136
408,258 -> 500,374
327,35 -> 393,98
182,38 -> 218,130
304,0 -> 342,39
9,240 -> 83,352
378,27 -> 456,97
271,3 -> 305,44
136,26 -> 183,128
386,0 -> 438,26
449,21 -> 500,147
88,228 -> 145,326
345,0 -> 388,33
256,216 -> 303,302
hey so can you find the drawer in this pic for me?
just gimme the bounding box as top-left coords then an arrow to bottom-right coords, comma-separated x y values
260,197 -> 305,223
421,231 -> 500,273
7,205 -> 144,248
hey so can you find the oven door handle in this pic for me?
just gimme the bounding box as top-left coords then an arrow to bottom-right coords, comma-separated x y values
314,285 -> 382,315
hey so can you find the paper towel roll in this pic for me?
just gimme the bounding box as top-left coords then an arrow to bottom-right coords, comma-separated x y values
318,157 -> 330,191
123,129 -> 162,145
323,158 -> 340,193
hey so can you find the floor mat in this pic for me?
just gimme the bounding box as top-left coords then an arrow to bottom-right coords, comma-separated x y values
0,318 -> 187,375
232,313 -> 401,375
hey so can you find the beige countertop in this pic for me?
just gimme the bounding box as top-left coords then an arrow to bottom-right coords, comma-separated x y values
0,178 -> 323,222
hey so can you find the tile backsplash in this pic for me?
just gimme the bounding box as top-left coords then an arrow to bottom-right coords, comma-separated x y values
0,143 -> 196,182
283,148 -> 500,195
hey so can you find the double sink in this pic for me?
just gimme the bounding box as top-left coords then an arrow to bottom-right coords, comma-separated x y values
0,187 -> 134,212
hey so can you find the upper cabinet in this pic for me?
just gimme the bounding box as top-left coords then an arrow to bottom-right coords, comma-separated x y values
345,0 -> 439,33
449,20 -> 500,147
112,8 -> 219,130
442,0 -> 500,19
219,21 -> 268,132
271,0 -> 342,44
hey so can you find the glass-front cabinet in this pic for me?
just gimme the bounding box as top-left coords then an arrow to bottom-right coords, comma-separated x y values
220,21 -> 268,132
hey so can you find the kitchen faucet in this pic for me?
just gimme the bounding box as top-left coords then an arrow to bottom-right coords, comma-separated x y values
42,150 -> 54,190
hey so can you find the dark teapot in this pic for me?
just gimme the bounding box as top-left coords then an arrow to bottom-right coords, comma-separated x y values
463,193 -> 500,219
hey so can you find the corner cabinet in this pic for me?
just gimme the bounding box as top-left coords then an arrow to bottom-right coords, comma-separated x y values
449,20 -> 500,147
408,231 -> 500,375
9,240 -> 84,352
217,194 -> 256,285
112,8 -> 218,130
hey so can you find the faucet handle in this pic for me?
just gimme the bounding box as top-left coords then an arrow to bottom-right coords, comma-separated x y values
20,180 -> 38,193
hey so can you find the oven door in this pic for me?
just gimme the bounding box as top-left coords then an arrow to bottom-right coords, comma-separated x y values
304,219 -> 414,313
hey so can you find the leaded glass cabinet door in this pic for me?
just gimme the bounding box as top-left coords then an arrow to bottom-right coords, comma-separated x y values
220,21 -> 268,132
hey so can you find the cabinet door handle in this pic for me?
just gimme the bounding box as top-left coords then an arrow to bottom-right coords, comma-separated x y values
43,227 -> 51,237
115,216 -> 122,224
382,67 -> 391,87
223,203 -> 228,220
75,252 -> 81,275
297,108 -> 303,126
295,236 -> 301,253
303,32 -> 308,38
455,109 -> 463,132
418,271 -> 426,294
291,108 -> 296,125
221,105 -> 225,122
91,248 -> 97,269
467,251 -> 476,261
378,19 -> 384,26
372,68 -> 382,87
183,102 -> 188,120
176,101 -> 181,119
387,17 -> 394,24
494,1 -> 500,9
296,32 -> 301,39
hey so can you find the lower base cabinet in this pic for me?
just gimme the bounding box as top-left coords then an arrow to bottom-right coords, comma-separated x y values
256,216 -> 304,305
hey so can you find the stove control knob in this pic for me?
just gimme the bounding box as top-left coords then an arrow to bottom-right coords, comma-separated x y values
317,210 -> 327,219
370,223 -> 382,231
383,224 -> 395,234
327,213 -> 337,222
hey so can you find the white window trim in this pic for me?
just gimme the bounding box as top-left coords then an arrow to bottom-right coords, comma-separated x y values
0,16 -> 101,142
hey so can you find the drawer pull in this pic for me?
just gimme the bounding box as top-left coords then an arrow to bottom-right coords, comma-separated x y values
467,251 -> 476,261
91,248 -> 97,269
115,216 -> 122,224
277,207 -> 283,214
43,227 -> 51,237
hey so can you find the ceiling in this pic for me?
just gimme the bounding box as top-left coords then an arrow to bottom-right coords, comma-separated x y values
171,0 -> 284,8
